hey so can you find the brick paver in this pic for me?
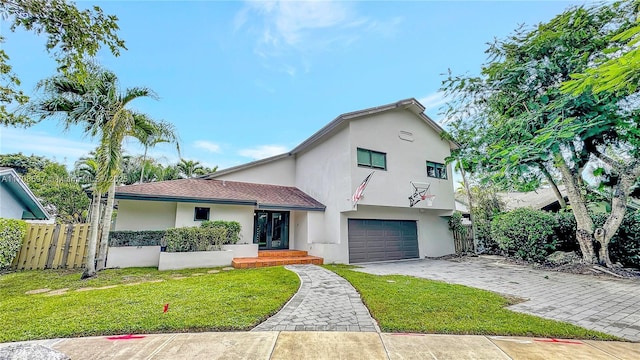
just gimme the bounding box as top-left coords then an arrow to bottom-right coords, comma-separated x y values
357,256 -> 640,341
252,264 -> 379,332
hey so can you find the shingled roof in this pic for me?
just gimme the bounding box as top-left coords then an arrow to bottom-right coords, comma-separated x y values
115,179 -> 325,211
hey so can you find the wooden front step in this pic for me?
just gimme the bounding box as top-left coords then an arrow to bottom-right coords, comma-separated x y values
232,255 -> 323,269
258,250 -> 308,258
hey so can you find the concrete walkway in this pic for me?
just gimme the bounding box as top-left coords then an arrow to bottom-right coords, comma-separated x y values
252,264 -> 379,332
356,256 -> 640,341
3,332 -> 639,359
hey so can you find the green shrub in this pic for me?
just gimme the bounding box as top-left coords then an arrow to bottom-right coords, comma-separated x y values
0,219 -> 27,269
554,211 -> 580,252
201,220 -> 241,244
108,230 -> 166,247
591,211 -> 640,268
163,226 -> 229,252
491,208 -> 558,263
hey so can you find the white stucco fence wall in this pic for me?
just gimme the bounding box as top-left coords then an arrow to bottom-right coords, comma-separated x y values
105,244 -> 258,269
106,246 -> 161,268
158,250 -> 234,271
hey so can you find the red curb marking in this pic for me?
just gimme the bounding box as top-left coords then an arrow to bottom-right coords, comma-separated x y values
534,338 -> 583,344
106,334 -> 146,340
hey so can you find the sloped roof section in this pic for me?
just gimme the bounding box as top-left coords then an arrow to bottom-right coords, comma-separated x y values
290,98 -> 457,154
498,186 -> 567,211
115,179 -> 325,211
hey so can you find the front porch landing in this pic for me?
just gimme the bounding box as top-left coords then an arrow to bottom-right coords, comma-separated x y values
232,250 -> 323,269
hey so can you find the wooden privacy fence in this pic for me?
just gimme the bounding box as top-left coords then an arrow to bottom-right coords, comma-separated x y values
12,223 -> 91,270
453,224 -> 474,254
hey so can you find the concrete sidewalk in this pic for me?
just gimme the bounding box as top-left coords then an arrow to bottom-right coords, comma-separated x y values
3,332 -> 639,360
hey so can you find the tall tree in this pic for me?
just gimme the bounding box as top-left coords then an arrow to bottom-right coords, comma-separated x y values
1,0 -> 125,126
0,153 -> 51,175
25,162 -> 89,223
442,1 -> 639,266
177,159 -> 204,178
132,119 -> 180,183
33,66 -> 163,277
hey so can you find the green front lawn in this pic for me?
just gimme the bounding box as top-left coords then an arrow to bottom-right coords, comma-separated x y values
0,267 -> 299,342
325,265 -> 617,340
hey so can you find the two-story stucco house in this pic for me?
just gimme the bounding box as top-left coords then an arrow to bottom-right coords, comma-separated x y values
114,98 -> 457,264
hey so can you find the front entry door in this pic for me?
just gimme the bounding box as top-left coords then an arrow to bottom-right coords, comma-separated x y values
254,211 -> 289,249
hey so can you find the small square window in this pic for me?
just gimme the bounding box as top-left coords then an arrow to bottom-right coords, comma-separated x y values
426,161 -> 447,179
357,148 -> 386,170
194,207 -> 210,221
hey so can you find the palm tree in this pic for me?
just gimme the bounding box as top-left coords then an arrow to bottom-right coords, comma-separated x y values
34,66 -> 166,278
133,119 -> 180,183
177,159 -> 204,178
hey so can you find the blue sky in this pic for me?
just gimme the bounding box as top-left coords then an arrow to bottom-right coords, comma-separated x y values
1,0 -> 589,170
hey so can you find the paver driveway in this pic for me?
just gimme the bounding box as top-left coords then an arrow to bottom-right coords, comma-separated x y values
356,256 -> 640,342
252,264 -> 379,332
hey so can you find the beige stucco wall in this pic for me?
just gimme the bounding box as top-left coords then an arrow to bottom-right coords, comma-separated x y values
295,126 -> 351,250
174,202 -> 254,244
349,109 -> 455,211
214,156 -> 296,186
115,200 -> 177,231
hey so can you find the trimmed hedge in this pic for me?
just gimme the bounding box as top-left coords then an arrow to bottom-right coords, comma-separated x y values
201,220 -> 241,244
0,218 -> 27,269
491,208 -> 558,263
163,226 -> 228,252
108,230 -> 166,247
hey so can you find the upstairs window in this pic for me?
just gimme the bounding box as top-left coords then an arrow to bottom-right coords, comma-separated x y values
357,148 -> 387,170
194,207 -> 210,221
426,161 -> 447,179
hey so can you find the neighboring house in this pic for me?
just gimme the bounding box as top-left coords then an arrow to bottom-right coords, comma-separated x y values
115,98 -> 458,263
497,185 -> 568,212
0,167 -> 51,221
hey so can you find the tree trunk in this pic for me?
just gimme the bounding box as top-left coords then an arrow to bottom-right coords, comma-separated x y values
82,189 -> 101,279
139,146 -> 148,184
96,179 -> 116,271
460,165 -> 478,254
554,153 -> 597,263
538,162 -> 566,208
594,164 -> 639,267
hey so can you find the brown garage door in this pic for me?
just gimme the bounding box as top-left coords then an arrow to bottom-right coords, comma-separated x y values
348,219 -> 419,263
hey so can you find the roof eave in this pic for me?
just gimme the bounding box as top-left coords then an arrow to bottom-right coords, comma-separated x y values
0,169 -> 51,220
256,203 -> 326,212
203,153 -> 292,179
115,193 -> 257,206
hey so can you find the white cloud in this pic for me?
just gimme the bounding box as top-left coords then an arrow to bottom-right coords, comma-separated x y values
238,144 -> 288,160
418,92 -> 449,111
249,0 -> 351,46
237,0 -> 402,74
194,140 -> 222,153
0,127 -> 95,167
418,92 -> 456,126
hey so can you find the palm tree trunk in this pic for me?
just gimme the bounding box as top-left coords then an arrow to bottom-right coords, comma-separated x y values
82,189 -> 101,279
139,146 -> 148,183
96,179 -> 116,271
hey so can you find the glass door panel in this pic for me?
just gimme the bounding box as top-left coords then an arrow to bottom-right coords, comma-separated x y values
253,211 -> 289,249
